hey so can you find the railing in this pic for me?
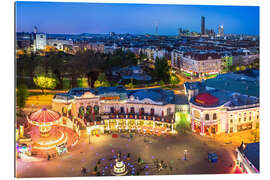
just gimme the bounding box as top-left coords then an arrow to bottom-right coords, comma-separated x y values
100,113 -> 175,123
227,103 -> 259,111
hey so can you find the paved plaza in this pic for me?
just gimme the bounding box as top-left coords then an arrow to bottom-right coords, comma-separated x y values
16,132 -> 236,177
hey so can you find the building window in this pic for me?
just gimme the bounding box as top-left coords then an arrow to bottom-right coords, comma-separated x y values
244,117 -> 246,122
140,108 -> 145,115
249,116 -> 251,121
213,113 -> 217,120
150,108 -> 155,116
167,108 -> 171,116
131,107 -> 135,114
257,115 -> 259,120
205,114 -> 210,120
230,119 -> 233,123
239,118 -> 241,123
110,107 -> 114,114
120,107 -> 124,114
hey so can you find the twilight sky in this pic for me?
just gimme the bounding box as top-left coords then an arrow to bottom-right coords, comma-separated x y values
15,2 -> 259,35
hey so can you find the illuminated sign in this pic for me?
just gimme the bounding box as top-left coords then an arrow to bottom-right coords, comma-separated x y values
100,96 -> 120,101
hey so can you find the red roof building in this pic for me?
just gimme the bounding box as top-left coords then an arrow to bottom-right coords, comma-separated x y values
195,93 -> 219,106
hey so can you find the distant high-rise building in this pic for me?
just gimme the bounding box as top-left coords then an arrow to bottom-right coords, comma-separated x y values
178,28 -> 183,36
109,32 -> 115,36
218,25 -> 224,36
34,33 -> 47,50
155,23 -> 158,35
34,26 -> 38,34
201,16 -> 205,35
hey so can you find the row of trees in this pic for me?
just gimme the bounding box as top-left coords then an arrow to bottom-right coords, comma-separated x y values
17,49 -> 139,90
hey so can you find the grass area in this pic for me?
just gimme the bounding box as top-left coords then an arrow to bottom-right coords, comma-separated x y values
175,112 -> 190,133
181,71 -> 192,77
205,74 -> 218,79
26,94 -> 54,106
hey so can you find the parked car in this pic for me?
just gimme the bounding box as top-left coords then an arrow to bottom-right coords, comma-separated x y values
208,152 -> 218,163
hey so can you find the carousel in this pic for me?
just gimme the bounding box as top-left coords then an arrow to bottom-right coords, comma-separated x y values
27,108 -> 79,158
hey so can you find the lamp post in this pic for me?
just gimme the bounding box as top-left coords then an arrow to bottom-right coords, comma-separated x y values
184,149 -> 187,160
87,126 -> 91,144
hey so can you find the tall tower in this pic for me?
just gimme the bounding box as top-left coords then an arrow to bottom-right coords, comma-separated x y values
155,23 -> 158,35
218,25 -> 224,36
201,16 -> 205,35
34,26 -> 38,34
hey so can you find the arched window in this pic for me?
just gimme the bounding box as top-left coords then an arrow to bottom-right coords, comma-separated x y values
94,105 -> 99,115
130,107 -> 135,114
150,108 -> 155,116
140,108 -> 144,115
205,114 -> 210,120
167,108 -> 171,116
120,107 -> 124,114
213,113 -> 217,120
110,107 -> 114,114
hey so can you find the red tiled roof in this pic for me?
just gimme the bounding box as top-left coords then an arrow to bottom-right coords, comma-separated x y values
195,93 -> 219,105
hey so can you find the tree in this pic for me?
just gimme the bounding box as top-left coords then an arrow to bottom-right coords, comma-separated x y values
94,72 -> 110,88
33,74 -> 58,94
240,65 -> 246,71
159,80 -> 165,87
16,84 -> 29,116
176,113 -> 190,133
154,57 -> 170,83
126,78 -> 134,89
170,73 -> 180,85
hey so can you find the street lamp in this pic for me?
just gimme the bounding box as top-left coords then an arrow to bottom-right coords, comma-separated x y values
87,126 -> 91,144
184,149 -> 187,160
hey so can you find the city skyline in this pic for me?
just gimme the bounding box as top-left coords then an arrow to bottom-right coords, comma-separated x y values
16,2 -> 259,35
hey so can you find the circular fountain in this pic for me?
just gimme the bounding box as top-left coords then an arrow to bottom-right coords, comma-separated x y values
111,151 -> 128,176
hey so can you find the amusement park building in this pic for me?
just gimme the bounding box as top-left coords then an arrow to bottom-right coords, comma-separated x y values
52,86 -> 176,134
184,72 -> 259,135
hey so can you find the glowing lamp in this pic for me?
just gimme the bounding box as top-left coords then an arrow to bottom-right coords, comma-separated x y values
87,126 -> 91,135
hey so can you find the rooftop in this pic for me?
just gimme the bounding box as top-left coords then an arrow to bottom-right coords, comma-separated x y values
54,87 -> 175,105
185,71 -> 259,97
242,142 -> 260,172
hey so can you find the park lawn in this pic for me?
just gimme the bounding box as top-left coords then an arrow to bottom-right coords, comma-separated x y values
26,94 -> 54,106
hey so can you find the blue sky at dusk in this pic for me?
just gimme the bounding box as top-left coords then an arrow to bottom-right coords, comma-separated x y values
15,2 -> 259,35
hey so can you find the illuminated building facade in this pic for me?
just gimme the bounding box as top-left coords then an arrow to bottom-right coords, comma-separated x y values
52,87 -> 176,135
189,92 -> 259,135
34,33 -> 47,50
185,72 -> 259,136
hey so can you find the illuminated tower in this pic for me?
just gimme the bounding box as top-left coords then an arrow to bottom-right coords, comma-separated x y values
218,25 -> 224,36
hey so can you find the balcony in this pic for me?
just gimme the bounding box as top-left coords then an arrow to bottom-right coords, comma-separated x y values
100,113 -> 175,123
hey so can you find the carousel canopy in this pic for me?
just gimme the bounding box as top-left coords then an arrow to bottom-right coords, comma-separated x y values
28,108 -> 61,123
